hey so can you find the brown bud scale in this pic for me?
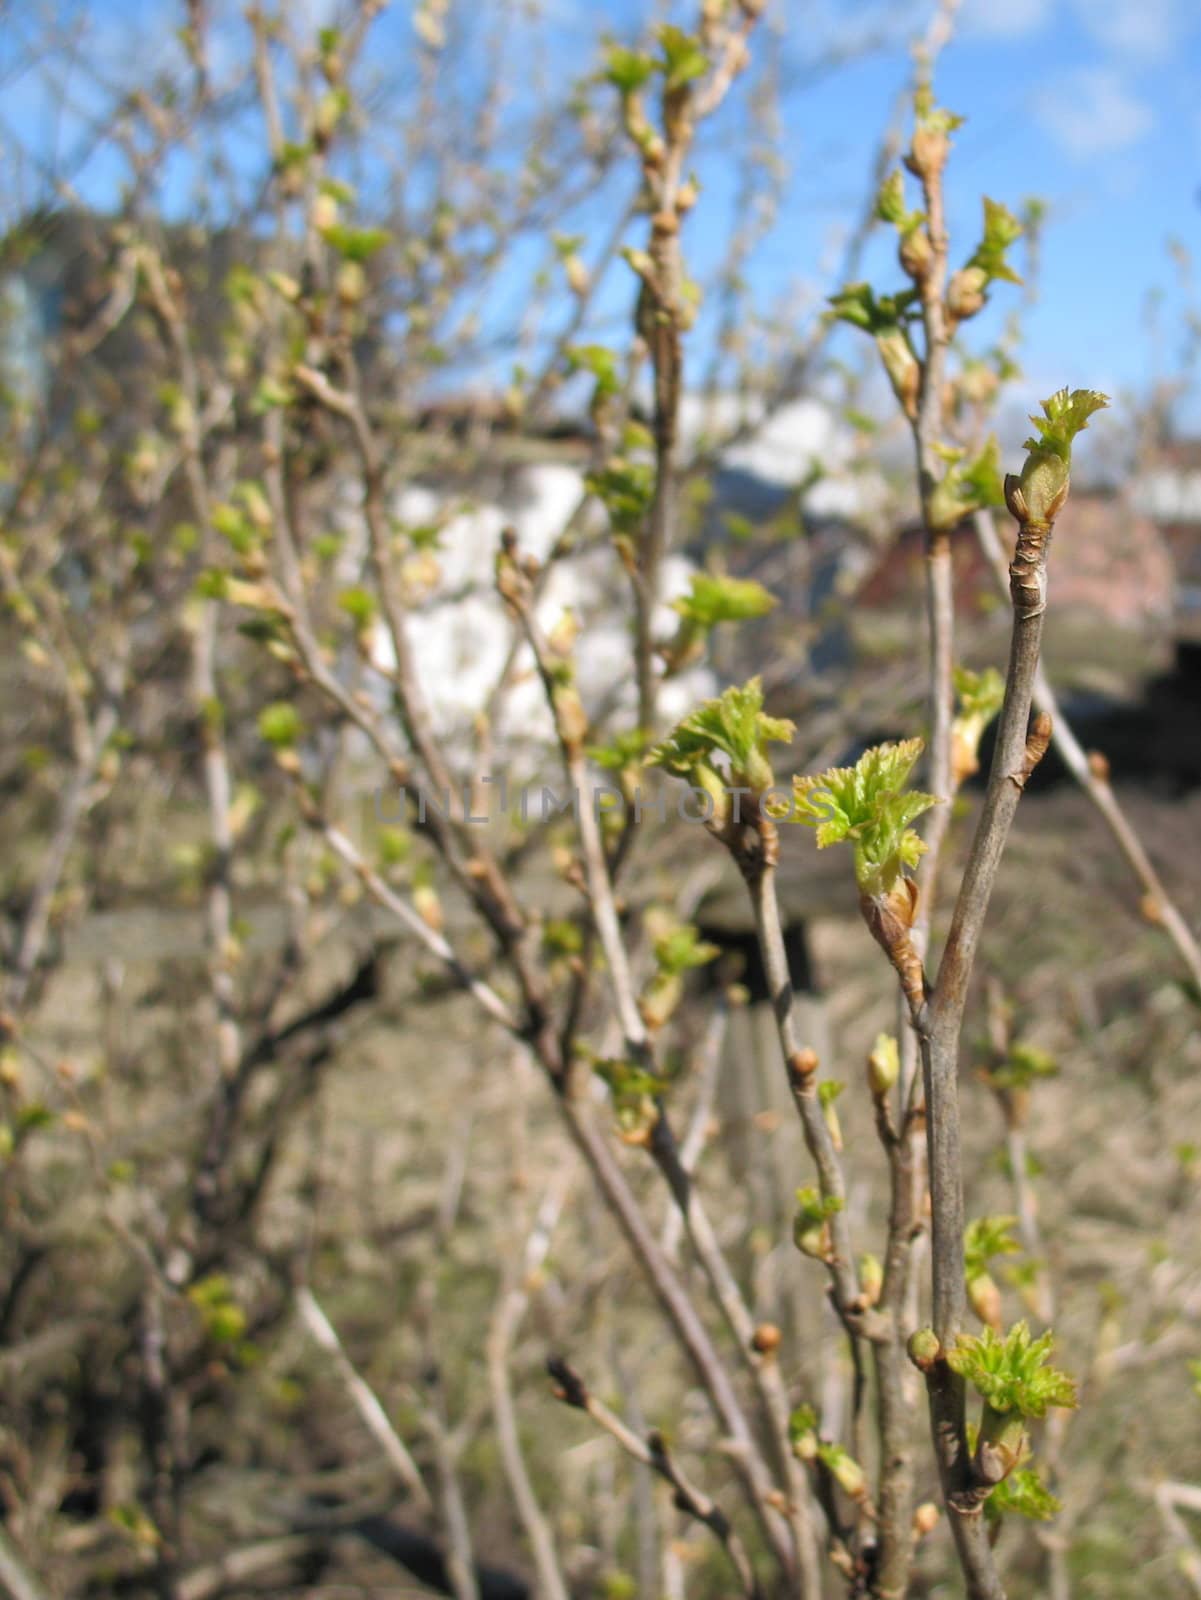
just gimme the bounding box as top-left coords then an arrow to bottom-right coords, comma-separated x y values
789,1048 -> 819,1084
1009,521 -> 1051,620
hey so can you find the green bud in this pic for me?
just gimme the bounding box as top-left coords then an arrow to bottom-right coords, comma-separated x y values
947,264 -> 987,322
899,226 -> 933,280
1004,388 -> 1109,527
858,1252 -> 883,1307
976,1403 -> 1028,1484
908,1327 -> 941,1370
639,971 -> 683,1032
867,1032 -> 900,1098
876,329 -> 920,420
793,1214 -> 827,1259
552,684 -> 589,751
789,1403 -> 819,1460
968,1270 -> 1003,1331
818,1080 -> 844,1151
258,702 -> 303,749
792,1186 -> 841,1261
817,1442 -> 867,1500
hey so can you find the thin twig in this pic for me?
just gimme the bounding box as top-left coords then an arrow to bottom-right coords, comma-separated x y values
0,1529 -> 50,1600
487,1176 -> 573,1600
295,1285 -> 433,1515
547,1356 -> 762,1600
506,555 -> 814,1583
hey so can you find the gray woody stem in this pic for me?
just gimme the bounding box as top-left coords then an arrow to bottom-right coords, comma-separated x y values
973,508 -> 1201,993
914,512 -> 1055,1600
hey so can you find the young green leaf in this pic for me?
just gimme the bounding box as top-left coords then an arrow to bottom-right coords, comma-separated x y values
586,457 -> 655,538
946,1321 -> 1077,1419
567,344 -> 621,399
790,739 -> 938,897
594,1057 -> 662,1146
968,197 -> 1024,286
648,677 -> 795,795
337,586 -> 377,629
319,223 -> 391,262
818,1079 -> 845,1149
788,1403 -> 819,1458
657,25 -> 708,90
671,572 -> 777,629
605,45 -> 656,95
1024,387 -> 1111,463
1005,388 -> 1110,526
654,923 -> 720,976
951,664 -> 1005,782
926,436 -> 1004,532
984,1041 -> 1058,1094
828,282 -> 918,334
793,1185 -> 844,1259
984,1466 -> 1061,1525
828,284 -> 922,417
965,1216 -> 1021,1283
876,170 -> 924,235
588,728 -> 652,773
816,1441 -> 867,1500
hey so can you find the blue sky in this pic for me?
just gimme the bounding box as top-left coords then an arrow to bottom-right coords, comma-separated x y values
3,0 -> 1200,446
786,0 -> 1201,423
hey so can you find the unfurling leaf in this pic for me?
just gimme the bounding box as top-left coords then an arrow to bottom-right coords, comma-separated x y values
946,1321 -> 1077,1418
793,1185 -> 843,1259
828,282 -> 918,334
605,45 -> 656,95
876,170 -> 924,235
671,572 -> 777,629
1005,388 -> 1110,526
656,25 -> 708,90
319,223 -> 391,262
594,1057 -> 662,1145
965,1215 -> 1021,1283
984,1040 -> 1058,1094
586,456 -> 655,539
967,197 -> 1024,286
788,1404 -> 819,1459
927,436 -> 1004,532
951,664 -> 1005,783
1022,387 -> 1110,464
653,922 -> 720,976
567,344 -> 621,399
648,677 -> 795,796
965,1216 -> 1021,1327
985,1466 -> 1061,1524
790,739 -> 938,898
817,1441 -> 867,1499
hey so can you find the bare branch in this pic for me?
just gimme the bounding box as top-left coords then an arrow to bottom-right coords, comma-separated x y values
547,1355 -> 762,1600
295,1286 -> 433,1516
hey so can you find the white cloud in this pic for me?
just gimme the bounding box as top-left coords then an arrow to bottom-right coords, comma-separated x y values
961,0 -> 1054,38
963,0 -> 1193,53
1070,0 -> 1189,61
1033,66 -> 1152,158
